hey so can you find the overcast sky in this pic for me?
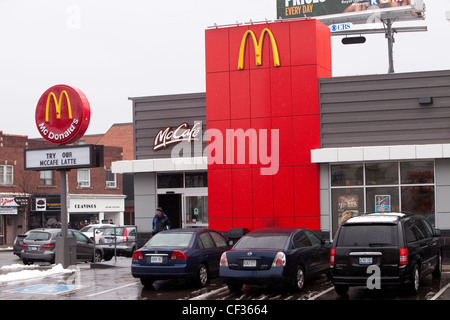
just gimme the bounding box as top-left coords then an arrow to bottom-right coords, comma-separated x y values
1,0 -> 449,138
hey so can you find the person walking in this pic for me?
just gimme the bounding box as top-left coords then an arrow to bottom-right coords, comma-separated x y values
152,207 -> 171,234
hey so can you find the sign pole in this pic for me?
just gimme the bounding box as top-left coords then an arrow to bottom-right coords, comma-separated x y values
60,170 -> 68,238
55,169 -> 76,268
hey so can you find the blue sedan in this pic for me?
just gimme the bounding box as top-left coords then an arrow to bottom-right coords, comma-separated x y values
219,228 -> 331,292
131,228 -> 229,287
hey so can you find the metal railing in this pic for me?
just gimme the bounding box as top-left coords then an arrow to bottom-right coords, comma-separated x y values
92,226 -> 138,262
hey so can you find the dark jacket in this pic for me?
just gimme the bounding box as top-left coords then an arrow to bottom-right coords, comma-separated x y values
152,213 -> 171,234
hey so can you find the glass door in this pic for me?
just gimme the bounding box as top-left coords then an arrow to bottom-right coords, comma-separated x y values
184,195 -> 208,228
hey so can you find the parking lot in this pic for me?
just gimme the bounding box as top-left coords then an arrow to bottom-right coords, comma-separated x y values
2,250 -> 450,302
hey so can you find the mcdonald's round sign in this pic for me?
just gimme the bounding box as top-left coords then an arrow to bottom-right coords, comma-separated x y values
35,84 -> 91,145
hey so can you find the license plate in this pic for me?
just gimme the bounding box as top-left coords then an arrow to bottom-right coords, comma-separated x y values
31,246 -> 38,251
243,260 -> 257,267
151,256 -> 163,263
359,257 -> 373,264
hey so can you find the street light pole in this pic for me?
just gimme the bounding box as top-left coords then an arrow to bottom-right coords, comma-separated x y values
385,19 -> 395,74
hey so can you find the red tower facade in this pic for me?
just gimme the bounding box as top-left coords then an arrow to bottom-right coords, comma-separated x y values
205,19 -> 332,231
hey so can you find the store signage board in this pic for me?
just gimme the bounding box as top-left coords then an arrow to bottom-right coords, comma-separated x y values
24,145 -> 101,171
277,0 -> 425,25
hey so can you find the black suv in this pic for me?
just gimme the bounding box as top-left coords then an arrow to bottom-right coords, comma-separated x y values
330,212 -> 441,295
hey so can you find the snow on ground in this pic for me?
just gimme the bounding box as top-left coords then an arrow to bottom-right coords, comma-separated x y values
0,264 -> 76,283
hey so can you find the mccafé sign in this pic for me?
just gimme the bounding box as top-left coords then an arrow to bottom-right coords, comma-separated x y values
153,122 -> 201,151
35,84 -> 91,145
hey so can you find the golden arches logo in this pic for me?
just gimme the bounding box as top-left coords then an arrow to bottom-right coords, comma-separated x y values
238,28 -> 280,70
45,91 -> 73,122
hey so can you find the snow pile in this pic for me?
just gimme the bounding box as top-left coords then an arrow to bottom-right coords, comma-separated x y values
0,264 -> 76,283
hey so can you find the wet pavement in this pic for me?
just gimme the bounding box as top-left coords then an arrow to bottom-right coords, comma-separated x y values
1,253 -> 450,301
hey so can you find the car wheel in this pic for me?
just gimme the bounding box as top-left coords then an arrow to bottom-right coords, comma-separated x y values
432,252 -> 442,279
93,250 -> 102,263
408,264 -> 420,295
140,278 -> 154,288
22,259 -> 32,265
197,264 -> 209,287
334,284 -> 349,296
292,266 -> 305,291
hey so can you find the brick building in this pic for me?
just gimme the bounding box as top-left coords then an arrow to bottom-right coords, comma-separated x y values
0,123 -> 133,245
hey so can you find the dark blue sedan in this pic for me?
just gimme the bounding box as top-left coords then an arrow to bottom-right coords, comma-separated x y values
219,228 -> 331,292
131,228 -> 229,288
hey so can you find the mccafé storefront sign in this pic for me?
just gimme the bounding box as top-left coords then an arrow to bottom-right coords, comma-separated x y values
35,84 -> 91,145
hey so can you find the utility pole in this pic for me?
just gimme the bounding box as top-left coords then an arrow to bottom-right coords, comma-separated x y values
385,19 -> 395,74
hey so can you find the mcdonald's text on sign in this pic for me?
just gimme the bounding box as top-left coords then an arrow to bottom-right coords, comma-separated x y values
35,84 -> 91,145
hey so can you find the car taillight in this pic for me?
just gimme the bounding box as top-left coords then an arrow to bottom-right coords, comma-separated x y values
22,243 -> 27,249
272,252 -> 286,267
399,248 -> 408,265
123,229 -> 128,242
220,252 -> 228,267
132,250 -> 143,260
330,249 -> 335,266
171,250 -> 187,260
42,244 -> 54,250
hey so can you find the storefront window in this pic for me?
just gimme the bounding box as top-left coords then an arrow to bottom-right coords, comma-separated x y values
331,164 -> 363,186
185,172 -> 207,188
365,162 -> 398,185
401,161 -> 434,184
332,188 -> 364,228
366,187 -> 399,213
157,173 -> 183,188
330,161 -> 436,232
401,186 -> 435,226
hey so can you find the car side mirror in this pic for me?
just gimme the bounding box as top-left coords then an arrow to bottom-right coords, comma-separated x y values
435,229 -> 441,237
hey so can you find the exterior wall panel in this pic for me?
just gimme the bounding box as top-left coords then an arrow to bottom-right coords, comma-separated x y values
319,70 -> 450,148
131,93 -> 207,160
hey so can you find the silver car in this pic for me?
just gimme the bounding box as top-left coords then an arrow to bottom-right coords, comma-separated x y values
98,226 -> 137,259
21,228 -> 104,265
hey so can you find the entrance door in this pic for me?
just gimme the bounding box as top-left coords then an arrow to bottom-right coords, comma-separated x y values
157,194 -> 182,229
184,195 -> 208,228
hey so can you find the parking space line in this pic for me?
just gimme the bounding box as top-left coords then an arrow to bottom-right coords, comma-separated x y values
307,286 -> 334,300
429,281 -> 450,300
86,281 -> 140,297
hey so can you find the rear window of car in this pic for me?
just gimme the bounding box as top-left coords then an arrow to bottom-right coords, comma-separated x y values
144,233 -> 193,248
26,232 -> 51,241
103,227 -> 124,236
336,224 -> 398,247
233,233 -> 289,250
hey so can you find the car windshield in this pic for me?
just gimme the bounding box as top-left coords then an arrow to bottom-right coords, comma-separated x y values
233,233 -> 289,250
26,231 -> 51,241
144,233 -> 193,248
336,224 -> 398,247
80,226 -> 95,232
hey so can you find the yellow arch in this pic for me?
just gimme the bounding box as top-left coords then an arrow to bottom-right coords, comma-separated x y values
45,90 -> 73,122
238,28 -> 280,70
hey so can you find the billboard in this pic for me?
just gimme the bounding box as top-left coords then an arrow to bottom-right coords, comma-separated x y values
277,0 -> 425,24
